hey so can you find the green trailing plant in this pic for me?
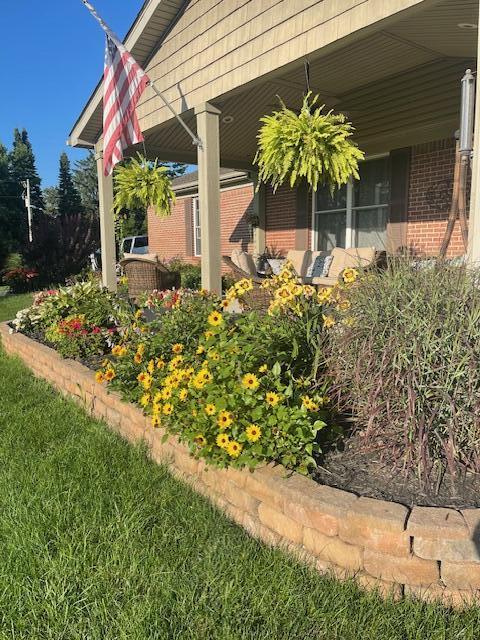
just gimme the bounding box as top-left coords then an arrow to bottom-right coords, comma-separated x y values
254,92 -> 364,192
113,154 -> 175,217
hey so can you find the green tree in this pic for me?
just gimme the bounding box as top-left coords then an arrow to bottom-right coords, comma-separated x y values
73,151 -> 98,218
0,141 -> 25,268
58,152 -> 83,216
43,186 -> 60,217
8,128 -> 44,211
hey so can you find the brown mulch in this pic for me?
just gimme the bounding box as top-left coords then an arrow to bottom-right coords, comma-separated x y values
313,434 -> 480,509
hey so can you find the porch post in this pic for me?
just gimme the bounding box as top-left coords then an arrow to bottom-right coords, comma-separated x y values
195,102 -> 222,294
253,175 -> 266,255
94,141 -> 117,291
468,16 -> 480,266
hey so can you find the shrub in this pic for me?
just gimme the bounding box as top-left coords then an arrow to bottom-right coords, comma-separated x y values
12,280 -> 131,360
325,260 -> 480,483
2,267 -> 38,293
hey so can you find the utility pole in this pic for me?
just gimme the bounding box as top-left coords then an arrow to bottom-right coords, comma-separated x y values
22,179 -> 33,243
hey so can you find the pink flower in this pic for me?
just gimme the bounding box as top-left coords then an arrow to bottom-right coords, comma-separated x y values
91,327 -> 101,334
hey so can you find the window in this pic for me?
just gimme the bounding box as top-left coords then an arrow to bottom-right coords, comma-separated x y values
193,197 -> 201,256
312,156 -> 390,251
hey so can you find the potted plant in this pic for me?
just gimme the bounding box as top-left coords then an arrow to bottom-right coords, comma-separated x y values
113,154 -> 175,217
254,92 -> 364,192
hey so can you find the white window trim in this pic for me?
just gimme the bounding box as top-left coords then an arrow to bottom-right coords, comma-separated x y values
311,153 -> 389,251
192,197 -> 201,257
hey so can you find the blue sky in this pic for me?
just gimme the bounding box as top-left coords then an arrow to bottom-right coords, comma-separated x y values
0,1 -> 141,187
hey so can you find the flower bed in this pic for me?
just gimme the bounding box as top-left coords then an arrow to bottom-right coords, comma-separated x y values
2,321 -> 480,608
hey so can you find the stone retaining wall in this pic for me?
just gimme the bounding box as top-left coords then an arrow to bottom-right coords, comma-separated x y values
2,321 -> 479,608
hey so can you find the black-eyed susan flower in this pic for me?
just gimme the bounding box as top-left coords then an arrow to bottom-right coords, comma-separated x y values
163,403 -> 173,416
151,415 -> 161,428
265,392 -> 280,406
140,393 -> 150,407
217,411 -> 233,429
104,368 -> 116,382
242,373 -> 260,390
156,358 -> 165,369
258,364 -> 268,373
205,403 -> 216,416
342,267 -> 358,284
322,314 -> 335,329
194,434 -> 207,447
179,388 -> 188,401
208,311 -> 223,327
216,433 -> 229,448
134,352 -> 143,364
172,343 -> 183,354
196,345 -> 205,355
204,330 -> 214,339
226,440 -> 242,458
147,359 -> 155,374
162,387 -> 172,400
95,371 -> 104,384
246,424 -> 262,442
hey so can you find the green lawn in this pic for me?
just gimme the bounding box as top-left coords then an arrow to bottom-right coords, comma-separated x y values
0,295 -> 479,638
0,292 -> 33,322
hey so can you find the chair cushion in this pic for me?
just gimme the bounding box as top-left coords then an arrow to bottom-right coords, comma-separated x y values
122,252 -> 158,264
311,275 -> 338,287
327,247 -> 376,280
286,250 -> 312,277
232,250 -> 257,276
267,258 -> 286,275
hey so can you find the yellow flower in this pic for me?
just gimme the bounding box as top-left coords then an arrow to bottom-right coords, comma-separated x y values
95,371 -> 104,384
172,343 -> 183,354
194,434 -> 207,447
163,403 -> 173,415
220,299 -> 230,309
246,424 -> 262,442
208,350 -> 220,361
152,402 -> 161,415
162,387 -> 172,400
134,352 -> 143,364
156,358 -> 165,369
169,355 -> 183,371
153,391 -> 163,403
258,364 -> 268,373
342,268 -> 359,284
322,314 -> 336,329
119,275 -> 128,285
111,345 -> 122,356
151,415 -> 161,428
317,287 -> 333,304
135,309 -> 143,320
208,310 -> 223,327
196,345 -> 205,355
265,392 -> 280,406
147,359 -> 155,374
137,343 -> 146,355
104,368 -> 116,381
338,299 -> 351,311
196,369 -> 212,385
226,440 -> 242,458
140,393 -> 150,407
216,433 -> 230,448
217,411 -> 233,429
179,388 -> 188,401
204,330 -> 214,339
242,373 -> 260,391
118,346 -> 127,357
204,403 -> 216,416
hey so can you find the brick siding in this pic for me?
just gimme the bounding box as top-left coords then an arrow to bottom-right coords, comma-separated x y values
407,138 -> 469,258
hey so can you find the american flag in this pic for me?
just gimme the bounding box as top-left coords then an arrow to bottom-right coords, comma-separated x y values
82,2 -> 149,175
102,35 -> 149,175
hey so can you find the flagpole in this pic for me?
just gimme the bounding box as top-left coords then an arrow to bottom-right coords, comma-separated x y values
80,0 -> 202,149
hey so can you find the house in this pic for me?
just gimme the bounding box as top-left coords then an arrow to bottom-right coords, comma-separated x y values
69,0 -> 480,292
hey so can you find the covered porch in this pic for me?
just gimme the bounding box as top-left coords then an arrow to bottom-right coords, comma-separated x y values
69,0 -> 480,293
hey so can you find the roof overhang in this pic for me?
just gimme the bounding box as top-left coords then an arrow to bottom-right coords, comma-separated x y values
68,0 -> 186,147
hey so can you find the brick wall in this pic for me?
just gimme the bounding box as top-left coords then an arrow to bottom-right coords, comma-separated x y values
147,184 -> 255,268
264,183 -> 297,252
407,138 -> 468,258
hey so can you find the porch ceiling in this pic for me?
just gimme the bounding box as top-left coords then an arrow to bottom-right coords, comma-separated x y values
140,0 -> 478,168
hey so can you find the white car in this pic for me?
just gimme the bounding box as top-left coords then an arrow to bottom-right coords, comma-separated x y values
120,235 -> 149,255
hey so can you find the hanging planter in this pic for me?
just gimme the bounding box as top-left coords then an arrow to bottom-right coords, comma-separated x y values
254,92 -> 364,192
113,154 -> 175,217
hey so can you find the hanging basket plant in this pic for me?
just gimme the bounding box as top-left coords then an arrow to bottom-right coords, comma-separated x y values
113,154 -> 175,217
254,92 -> 364,192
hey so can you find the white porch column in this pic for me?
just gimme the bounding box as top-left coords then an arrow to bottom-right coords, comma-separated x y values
468,15 -> 480,266
195,102 -> 222,294
95,141 -> 117,291
253,175 -> 266,255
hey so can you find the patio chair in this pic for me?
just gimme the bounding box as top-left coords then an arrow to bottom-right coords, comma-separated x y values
222,252 -> 271,310
120,253 -> 181,302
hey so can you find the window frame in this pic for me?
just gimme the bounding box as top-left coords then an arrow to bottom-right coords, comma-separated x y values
311,153 -> 389,251
192,197 -> 201,257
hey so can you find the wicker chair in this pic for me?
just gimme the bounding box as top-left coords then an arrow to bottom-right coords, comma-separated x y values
120,254 -> 181,302
222,255 -> 271,311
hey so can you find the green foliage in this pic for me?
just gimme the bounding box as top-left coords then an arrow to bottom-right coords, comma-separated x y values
254,92 -> 364,192
113,154 -> 175,217
326,260 -> 480,483
0,142 -> 26,268
9,128 -> 44,210
57,152 -> 83,216
73,151 -> 99,218
165,257 -> 202,289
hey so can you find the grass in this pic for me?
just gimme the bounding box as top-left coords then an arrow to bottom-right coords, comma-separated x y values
0,292 -> 33,322
0,295 -> 479,638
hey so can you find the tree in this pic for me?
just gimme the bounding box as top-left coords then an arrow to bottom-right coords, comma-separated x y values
9,128 -> 44,211
73,152 -> 99,218
58,152 -> 83,216
43,186 -> 60,217
0,141 -> 25,268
